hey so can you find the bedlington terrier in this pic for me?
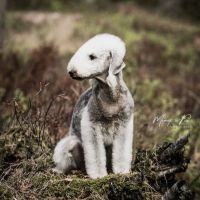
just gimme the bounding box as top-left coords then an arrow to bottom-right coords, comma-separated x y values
53,33 -> 134,179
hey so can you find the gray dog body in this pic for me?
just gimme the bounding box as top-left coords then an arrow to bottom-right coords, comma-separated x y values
53,34 -> 134,178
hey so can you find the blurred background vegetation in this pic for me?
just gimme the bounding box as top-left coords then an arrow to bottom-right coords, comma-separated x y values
0,0 -> 200,199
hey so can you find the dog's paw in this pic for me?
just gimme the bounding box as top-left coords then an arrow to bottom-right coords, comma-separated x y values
113,166 -> 130,175
52,167 -> 63,174
88,172 -> 108,179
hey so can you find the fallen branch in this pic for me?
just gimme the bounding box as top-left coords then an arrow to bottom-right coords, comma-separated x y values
159,133 -> 190,161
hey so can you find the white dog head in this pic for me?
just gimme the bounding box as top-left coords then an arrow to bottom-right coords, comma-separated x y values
67,33 -> 126,80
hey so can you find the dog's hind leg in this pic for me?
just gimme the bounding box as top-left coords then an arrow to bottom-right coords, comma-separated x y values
53,135 -> 84,174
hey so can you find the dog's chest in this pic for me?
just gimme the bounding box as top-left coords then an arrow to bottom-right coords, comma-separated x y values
101,120 -> 120,145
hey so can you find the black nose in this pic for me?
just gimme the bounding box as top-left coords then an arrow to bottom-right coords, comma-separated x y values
68,70 -> 83,80
69,70 -> 77,78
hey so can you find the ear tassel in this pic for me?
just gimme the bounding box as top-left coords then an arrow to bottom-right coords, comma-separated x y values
106,55 -> 118,89
106,72 -> 119,100
106,55 -> 120,100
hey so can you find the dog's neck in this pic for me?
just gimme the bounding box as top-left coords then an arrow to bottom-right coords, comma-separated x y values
89,71 -> 128,119
93,71 -> 126,101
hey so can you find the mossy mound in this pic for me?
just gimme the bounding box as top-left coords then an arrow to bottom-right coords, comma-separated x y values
0,128 -> 194,199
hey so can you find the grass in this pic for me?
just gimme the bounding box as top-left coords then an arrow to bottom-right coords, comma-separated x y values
0,121 -> 191,199
1,2 -> 200,199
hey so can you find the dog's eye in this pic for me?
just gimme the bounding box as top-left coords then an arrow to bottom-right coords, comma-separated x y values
89,54 -> 97,60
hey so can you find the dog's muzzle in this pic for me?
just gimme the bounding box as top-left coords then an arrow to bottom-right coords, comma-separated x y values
68,70 -> 83,80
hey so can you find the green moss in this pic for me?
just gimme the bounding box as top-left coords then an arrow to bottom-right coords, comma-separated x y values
1,125 -> 191,199
0,184 -> 13,199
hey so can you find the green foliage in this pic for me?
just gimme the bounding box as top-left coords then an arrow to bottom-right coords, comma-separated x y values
135,79 -> 176,110
13,89 -> 29,110
0,88 -> 5,102
7,0 -> 70,11
6,0 -> 200,21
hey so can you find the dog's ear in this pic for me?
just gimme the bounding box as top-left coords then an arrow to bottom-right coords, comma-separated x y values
113,62 -> 126,75
108,51 -> 125,75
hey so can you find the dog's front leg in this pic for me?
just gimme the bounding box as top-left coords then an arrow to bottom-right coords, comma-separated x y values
81,108 -> 107,179
112,114 -> 133,174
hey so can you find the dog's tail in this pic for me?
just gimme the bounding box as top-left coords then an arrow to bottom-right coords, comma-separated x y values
53,135 -> 84,173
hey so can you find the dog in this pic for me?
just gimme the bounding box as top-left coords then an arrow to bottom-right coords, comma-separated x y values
53,33 -> 134,179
